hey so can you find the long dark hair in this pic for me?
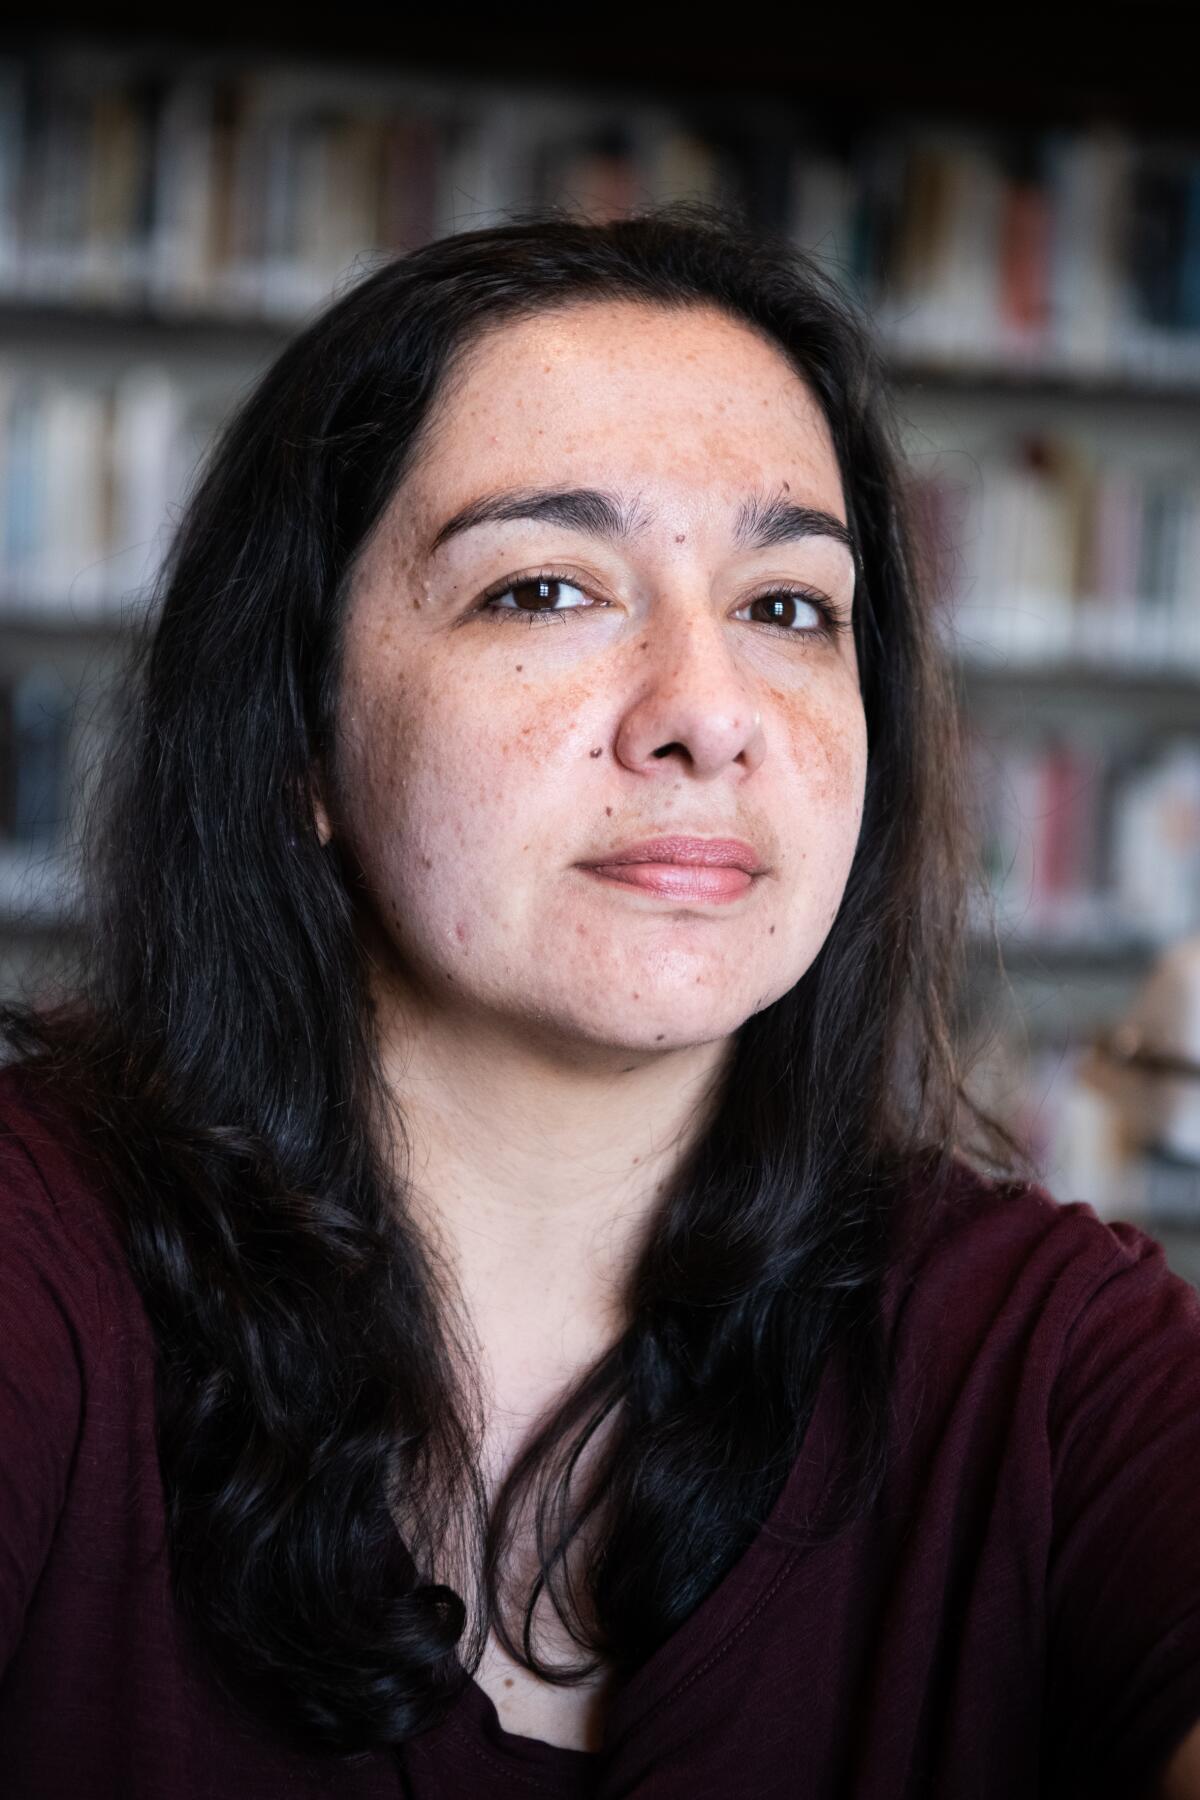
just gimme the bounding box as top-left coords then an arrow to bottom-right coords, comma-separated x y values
0,200 -> 1032,1759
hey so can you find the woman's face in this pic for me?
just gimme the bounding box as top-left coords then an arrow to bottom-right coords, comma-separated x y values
321,298 -> 868,1062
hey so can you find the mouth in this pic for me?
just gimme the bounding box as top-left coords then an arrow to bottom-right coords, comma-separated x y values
579,862 -> 757,902
579,836 -> 766,875
576,837 -> 766,904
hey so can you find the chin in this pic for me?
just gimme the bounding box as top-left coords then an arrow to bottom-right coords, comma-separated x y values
564,994 -> 767,1057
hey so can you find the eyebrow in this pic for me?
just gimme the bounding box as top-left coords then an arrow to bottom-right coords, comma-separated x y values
428,484 -> 861,567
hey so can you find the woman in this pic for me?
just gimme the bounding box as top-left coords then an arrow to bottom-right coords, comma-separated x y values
2,202 -> 1200,1799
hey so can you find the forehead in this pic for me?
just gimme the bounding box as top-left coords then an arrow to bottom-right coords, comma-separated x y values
403,299 -> 846,524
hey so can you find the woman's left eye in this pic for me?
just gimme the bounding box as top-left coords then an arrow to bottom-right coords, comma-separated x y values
737,591 -> 844,636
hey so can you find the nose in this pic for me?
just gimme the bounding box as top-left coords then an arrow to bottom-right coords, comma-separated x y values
612,599 -> 768,780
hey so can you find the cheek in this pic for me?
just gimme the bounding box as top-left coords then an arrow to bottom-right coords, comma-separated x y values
343,659 -> 597,898
781,691 -> 868,829
493,671 -> 599,766
774,693 -> 868,950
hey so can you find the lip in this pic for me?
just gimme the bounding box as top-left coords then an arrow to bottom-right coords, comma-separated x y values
579,836 -> 766,875
581,863 -> 754,902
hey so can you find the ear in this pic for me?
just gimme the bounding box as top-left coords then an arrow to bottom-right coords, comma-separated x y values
308,762 -> 334,847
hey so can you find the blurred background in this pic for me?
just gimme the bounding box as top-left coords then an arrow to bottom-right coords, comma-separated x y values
1,9 -> 1198,1277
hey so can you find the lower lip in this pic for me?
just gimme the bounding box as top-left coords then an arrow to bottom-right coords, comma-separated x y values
581,862 -> 755,901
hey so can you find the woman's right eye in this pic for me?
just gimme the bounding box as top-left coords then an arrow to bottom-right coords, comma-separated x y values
476,573 -> 600,625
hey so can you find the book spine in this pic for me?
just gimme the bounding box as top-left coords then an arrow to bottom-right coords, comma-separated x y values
6,662 -> 74,842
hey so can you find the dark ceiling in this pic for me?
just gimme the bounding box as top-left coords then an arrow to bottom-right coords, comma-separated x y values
1,5 -> 1197,131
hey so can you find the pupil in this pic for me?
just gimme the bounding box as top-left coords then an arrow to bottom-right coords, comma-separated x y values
518,578 -> 555,610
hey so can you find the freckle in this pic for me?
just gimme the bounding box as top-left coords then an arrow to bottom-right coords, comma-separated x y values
504,1677 -> 514,1688
605,806 -> 612,816
422,856 -> 432,869
632,1155 -> 640,1164
675,533 -> 685,543
515,664 -> 523,672
411,596 -> 421,608
639,640 -> 648,651
522,843 -> 530,851
655,1033 -> 665,1041
632,992 -> 640,1000
589,746 -> 602,758
769,924 -> 776,934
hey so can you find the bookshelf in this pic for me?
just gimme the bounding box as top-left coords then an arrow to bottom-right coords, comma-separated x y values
1,36 -> 1198,1254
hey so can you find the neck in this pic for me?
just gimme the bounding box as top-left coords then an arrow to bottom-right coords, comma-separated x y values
372,990 -> 731,1368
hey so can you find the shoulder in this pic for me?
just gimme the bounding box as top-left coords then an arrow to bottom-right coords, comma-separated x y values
0,1059 -> 131,1358
887,1149 -> 1183,1335
879,1151 -> 1200,1435
0,1060 -> 161,1673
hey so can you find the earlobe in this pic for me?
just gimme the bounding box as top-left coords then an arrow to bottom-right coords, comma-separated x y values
308,765 -> 334,847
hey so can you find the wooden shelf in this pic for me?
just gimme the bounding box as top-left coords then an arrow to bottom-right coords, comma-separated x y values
953,655 -> 1200,698
4,289 -> 1200,406
0,289 -> 299,346
967,929 -> 1170,971
891,353 -> 1200,406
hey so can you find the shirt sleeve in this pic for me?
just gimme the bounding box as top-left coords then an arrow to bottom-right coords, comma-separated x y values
0,1119 -> 89,1677
1045,1212 -> 1200,1800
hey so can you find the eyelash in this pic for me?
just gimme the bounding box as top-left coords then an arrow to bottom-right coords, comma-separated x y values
471,568 -> 852,642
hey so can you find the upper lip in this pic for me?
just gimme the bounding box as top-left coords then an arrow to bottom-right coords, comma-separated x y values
581,836 -> 766,875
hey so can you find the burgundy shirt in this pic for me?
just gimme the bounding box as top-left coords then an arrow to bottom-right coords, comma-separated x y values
4,1058 -> 1200,1799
